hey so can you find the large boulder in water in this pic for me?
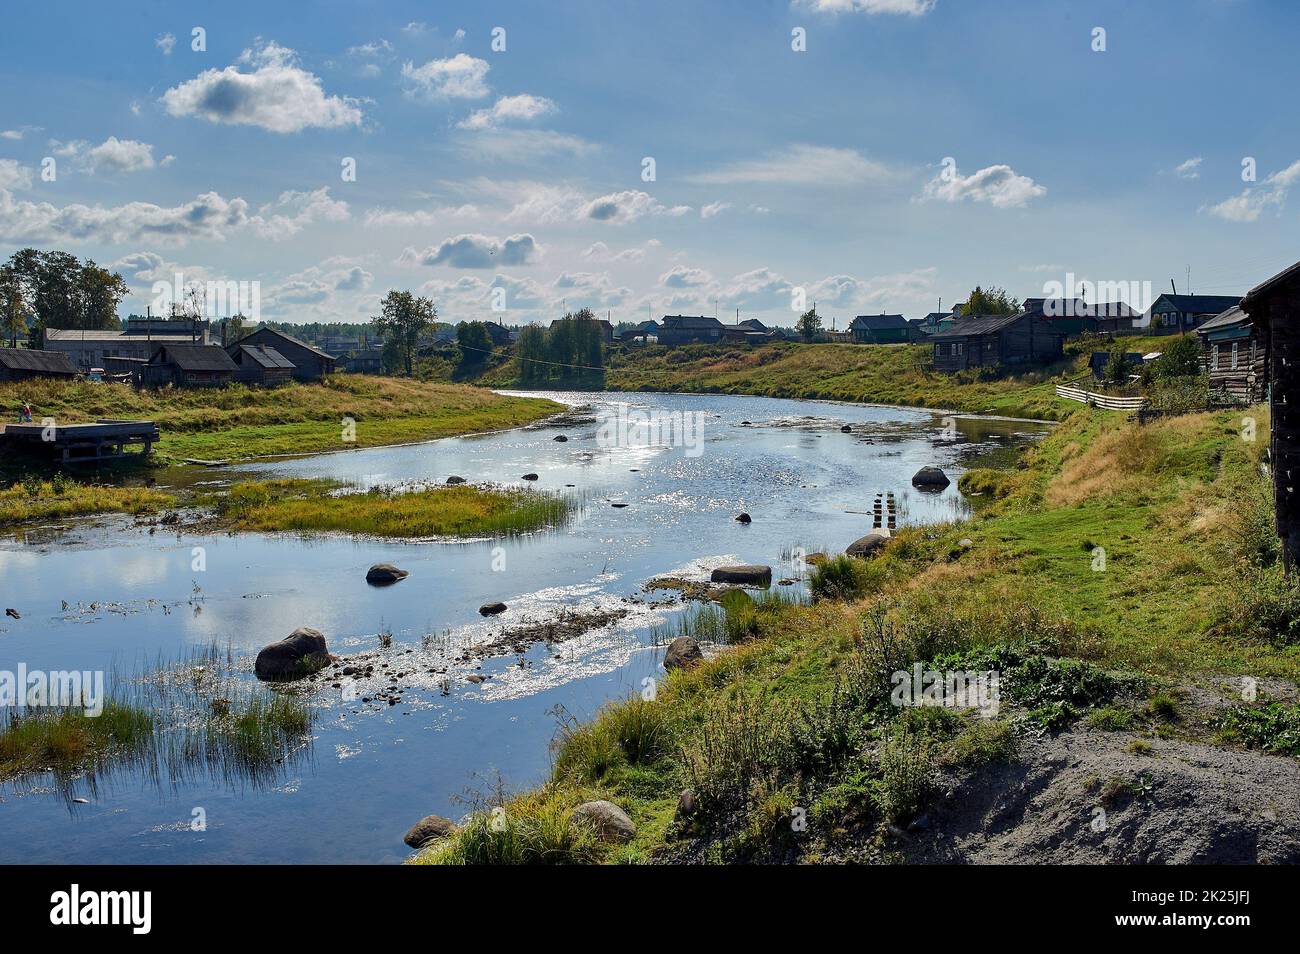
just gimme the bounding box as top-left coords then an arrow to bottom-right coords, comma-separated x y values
710,564 -> 772,586
571,800 -> 636,843
912,466 -> 951,490
664,636 -> 703,671
445,475 -> 466,485
403,814 -> 457,849
255,627 -> 331,680
734,512 -> 752,524
847,528 -> 892,558
479,602 -> 507,616
366,563 -> 408,585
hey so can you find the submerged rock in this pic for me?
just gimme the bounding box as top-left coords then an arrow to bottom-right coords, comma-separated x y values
912,466 -> 951,490
404,814 -> 457,849
664,636 -> 703,671
710,564 -> 772,586
553,435 -> 568,442
571,800 -> 636,843
255,627 -> 331,680
479,602 -> 507,616
734,512 -> 752,524
840,424 -> 852,433
847,528 -> 892,558
366,563 -> 409,585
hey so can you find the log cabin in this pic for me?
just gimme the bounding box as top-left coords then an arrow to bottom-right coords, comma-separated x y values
1194,305 -> 1266,404
928,312 -> 1065,372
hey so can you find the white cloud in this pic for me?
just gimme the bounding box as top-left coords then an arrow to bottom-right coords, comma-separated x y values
155,32 -> 176,55
458,93 -> 557,130
1204,160 -> 1300,223
249,187 -> 350,240
400,232 -> 541,268
0,160 -> 33,191
362,203 -> 479,228
402,22 -> 428,35
347,39 -> 394,58
689,144 -> 895,186
583,190 -> 690,224
162,40 -> 363,133
55,137 -> 161,174
1174,157 -> 1202,180
552,270 -> 630,306
919,162 -> 1046,208
796,0 -> 936,14
583,241 -> 651,263
700,201 -> 731,219
454,128 -> 592,161
0,130 -> 23,141
401,54 -> 490,99
660,265 -> 713,288
0,189 -> 250,245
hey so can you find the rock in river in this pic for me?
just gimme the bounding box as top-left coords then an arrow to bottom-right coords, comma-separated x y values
366,563 -> 409,585
710,564 -> 772,586
553,435 -> 568,442
404,814 -> 457,849
255,627 -> 331,680
522,473 -> 539,481
664,636 -> 703,671
912,466 -> 951,490
846,528 -> 892,558
479,601 -> 507,616
571,800 -> 636,843
445,475 -> 466,485
735,511 -> 752,524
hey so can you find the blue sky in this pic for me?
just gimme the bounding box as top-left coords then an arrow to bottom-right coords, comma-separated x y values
2,0 -> 1299,328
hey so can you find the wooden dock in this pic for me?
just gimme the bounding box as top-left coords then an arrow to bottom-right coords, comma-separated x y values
0,418 -> 160,463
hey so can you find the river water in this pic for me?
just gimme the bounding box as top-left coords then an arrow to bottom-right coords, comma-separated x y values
0,390 -> 1049,863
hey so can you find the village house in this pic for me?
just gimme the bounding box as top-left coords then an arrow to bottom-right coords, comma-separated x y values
619,320 -> 660,343
848,314 -> 915,344
1146,293 -> 1241,334
238,327 -> 337,381
44,319 -> 209,371
482,321 -> 512,347
657,315 -> 725,345
1194,305 -> 1266,404
142,343 -> 238,388
721,318 -> 776,345
337,349 -> 385,374
0,348 -> 80,382
1240,259 -> 1300,568
1020,298 -> 1140,337
928,312 -> 1066,373
227,342 -> 296,386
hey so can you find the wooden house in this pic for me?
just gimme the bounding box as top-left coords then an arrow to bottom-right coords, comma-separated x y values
658,315 -> 725,345
1146,294 -> 1241,334
849,314 -> 914,344
1241,260 -> 1300,568
142,343 -> 238,388
227,343 -> 296,386
1194,306 -> 1266,404
238,328 -> 336,381
928,313 -> 1065,373
0,348 -> 80,382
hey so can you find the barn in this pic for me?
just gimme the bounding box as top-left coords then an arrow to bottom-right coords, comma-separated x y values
227,343 -> 296,386
0,348 -> 80,382
142,343 -> 238,388
928,313 -> 1065,373
238,328 -> 337,381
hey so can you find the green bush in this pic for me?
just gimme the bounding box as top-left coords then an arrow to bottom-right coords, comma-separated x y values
876,725 -> 932,823
810,554 -> 878,601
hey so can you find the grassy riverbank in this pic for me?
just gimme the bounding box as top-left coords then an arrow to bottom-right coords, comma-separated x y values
203,479 -> 571,538
0,376 -> 561,465
0,477 -> 174,527
414,402 -> 1300,864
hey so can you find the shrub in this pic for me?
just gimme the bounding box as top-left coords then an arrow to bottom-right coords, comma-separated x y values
1214,702 -> 1300,756
876,725 -> 932,823
810,554 -> 878,602
943,720 -> 1018,768
424,793 -> 602,865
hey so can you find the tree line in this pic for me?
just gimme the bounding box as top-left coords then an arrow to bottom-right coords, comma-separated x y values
0,248 -> 128,347
515,309 -> 606,387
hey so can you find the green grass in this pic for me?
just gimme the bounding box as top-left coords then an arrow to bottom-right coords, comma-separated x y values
0,701 -> 155,782
206,478 -> 571,538
0,477 -> 174,526
0,374 -> 560,464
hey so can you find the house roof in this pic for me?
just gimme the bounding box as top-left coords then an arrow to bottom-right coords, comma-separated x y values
849,314 -> 909,331
928,313 -> 1026,338
921,312 -> 952,323
45,328 -> 197,343
232,344 -> 295,369
1022,298 -> 1139,320
1150,294 -> 1242,314
736,318 -> 769,331
150,343 -> 239,372
1244,259 -> 1300,305
246,327 -> 336,360
0,348 -> 79,374
661,315 -> 724,329
1195,305 -> 1250,334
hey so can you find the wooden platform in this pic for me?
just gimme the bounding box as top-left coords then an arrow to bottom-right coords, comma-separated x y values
0,418 -> 160,462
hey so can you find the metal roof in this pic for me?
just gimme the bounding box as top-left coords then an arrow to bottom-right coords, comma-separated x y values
927,313 -> 1026,338
849,314 -> 909,331
149,343 -> 239,372
0,348 -> 79,374
1194,305 -> 1250,334
233,344 -> 295,369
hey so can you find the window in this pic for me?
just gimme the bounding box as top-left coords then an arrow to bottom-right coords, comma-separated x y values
1231,342 -> 1239,370
1212,344 -> 1220,370
953,342 -> 964,356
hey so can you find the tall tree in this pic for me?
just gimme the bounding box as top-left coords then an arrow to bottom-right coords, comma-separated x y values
0,266 -> 29,347
371,290 -> 435,376
456,321 -> 493,370
962,285 -> 1019,316
796,306 -> 822,342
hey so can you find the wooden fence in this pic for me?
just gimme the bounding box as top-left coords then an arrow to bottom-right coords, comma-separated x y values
1055,382 -> 1148,410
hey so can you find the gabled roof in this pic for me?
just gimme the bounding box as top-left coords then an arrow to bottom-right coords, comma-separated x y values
1194,305 -> 1250,334
232,344 -> 295,369
1244,259 -> 1300,305
246,327 -> 335,360
1022,298 -> 1139,320
661,315 -> 723,329
737,318 -> 769,331
928,313 -> 1026,338
921,312 -> 952,323
0,348 -> 78,374
849,314 -> 909,331
150,343 -> 239,372
1150,294 -> 1241,314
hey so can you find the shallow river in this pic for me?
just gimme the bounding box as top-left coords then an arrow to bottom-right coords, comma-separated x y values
0,390 -> 1049,863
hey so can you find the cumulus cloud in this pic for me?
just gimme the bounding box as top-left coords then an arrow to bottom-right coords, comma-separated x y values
162,40 -> 363,133
400,232 -> 540,268
583,240 -> 652,263
552,271 -> 630,306
362,203 -> 479,229
401,53 -> 490,99
1204,160 -> 1300,223
249,187 -> 350,240
919,162 -> 1046,208
583,189 -> 690,224
53,137 -> 163,174
0,159 -> 33,191
689,145 -> 894,186
700,201 -> 731,219
0,189 -> 250,245
660,265 -> 713,288
155,32 -> 176,55
458,93 -> 557,130
796,0 -> 935,14
1174,157 -> 1202,180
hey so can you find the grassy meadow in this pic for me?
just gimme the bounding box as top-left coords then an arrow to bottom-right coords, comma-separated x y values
0,476 -> 174,527
413,401 -> 1300,864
